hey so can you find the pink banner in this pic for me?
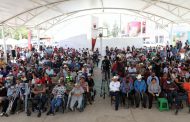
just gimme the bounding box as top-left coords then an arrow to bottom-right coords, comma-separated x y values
28,30 -> 32,50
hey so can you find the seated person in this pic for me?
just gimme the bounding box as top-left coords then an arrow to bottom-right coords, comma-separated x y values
173,77 -> 188,113
70,83 -> 84,111
0,82 -> 7,116
45,66 -> 54,77
134,74 -> 147,108
0,83 -> 19,116
147,71 -> 159,86
80,75 -> 91,105
182,78 -> 190,113
109,76 -> 120,111
163,78 -> 178,108
65,70 -> 74,83
120,76 -> 134,107
87,73 -> 95,101
47,80 -> 66,115
40,73 -> 52,84
148,78 -> 161,109
32,82 -> 47,117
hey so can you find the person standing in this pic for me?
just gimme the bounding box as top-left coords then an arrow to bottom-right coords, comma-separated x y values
101,56 -> 111,80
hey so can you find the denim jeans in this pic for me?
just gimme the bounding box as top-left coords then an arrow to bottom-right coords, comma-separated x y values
50,98 -> 63,113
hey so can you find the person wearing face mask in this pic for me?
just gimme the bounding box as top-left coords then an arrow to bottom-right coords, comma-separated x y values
1,82 -> 19,117
47,80 -> 66,115
120,76 -> 134,108
163,78 -> 179,108
134,74 -> 147,108
31,82 -> 47,117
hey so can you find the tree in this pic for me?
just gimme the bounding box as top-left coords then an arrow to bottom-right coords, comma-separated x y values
111,22 -> 119,37
0,26 -> 28,40
12,27 -> 28,40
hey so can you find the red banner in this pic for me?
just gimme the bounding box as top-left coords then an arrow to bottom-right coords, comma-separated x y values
92,38 -> 96,51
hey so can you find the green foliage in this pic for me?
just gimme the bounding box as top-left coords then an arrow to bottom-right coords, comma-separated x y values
12,27 -> 28,40
0,26 -> 28,40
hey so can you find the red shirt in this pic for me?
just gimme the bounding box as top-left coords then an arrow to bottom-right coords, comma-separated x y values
40,77 -> 52,84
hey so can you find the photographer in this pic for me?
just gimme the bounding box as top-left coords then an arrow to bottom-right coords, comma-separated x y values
101,56 -> 111,80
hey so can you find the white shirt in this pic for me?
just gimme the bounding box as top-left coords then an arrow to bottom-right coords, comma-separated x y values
109,81 -> 120,92
128,67 -> 137,73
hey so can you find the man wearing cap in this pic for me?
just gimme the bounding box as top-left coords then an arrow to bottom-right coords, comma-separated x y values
134,74 -> 147,108
109,76 -> 120,111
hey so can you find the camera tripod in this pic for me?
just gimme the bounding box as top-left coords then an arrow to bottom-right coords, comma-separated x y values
100,71 -> 110,99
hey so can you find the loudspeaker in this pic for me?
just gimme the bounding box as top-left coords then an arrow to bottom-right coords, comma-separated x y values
11,50 -> 16,57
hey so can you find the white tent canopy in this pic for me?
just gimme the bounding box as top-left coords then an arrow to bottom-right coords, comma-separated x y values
0,0 -> 190,30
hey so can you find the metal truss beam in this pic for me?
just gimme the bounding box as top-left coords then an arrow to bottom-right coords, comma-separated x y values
39,11 -> 170,34
35,7 -> 175,28
0,0 -> 69,24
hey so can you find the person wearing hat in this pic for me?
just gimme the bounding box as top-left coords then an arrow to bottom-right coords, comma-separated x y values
134,74 -> 147,108
70,83 -> 84,111
109,76 -> 120,111
47,80 -> 66,115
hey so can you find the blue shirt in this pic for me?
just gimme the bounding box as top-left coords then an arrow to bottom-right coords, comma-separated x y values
147,76 -> 159,86
134,80 -> 147,93
120,81 -> 133,93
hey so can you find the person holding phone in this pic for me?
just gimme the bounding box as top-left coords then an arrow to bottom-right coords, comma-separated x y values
148,78 -> 161,109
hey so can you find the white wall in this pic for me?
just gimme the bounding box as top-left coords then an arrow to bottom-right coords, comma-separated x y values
95,37 -> 143,56
58,36 -> 143,55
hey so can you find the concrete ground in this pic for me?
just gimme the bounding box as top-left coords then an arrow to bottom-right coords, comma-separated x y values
1,68 -> 190,122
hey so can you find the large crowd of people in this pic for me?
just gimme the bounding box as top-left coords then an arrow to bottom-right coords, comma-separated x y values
103,42 -> 190,114
0,40 -> 190,118
0,46 -> 98,117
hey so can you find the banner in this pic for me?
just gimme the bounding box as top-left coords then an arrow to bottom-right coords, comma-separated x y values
91,16 -> 99,51
126,21 -> 146,37
92,38 -> 96,51
28,30 -> 32,50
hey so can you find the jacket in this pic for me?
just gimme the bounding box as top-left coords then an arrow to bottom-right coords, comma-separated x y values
134,80 -> 147,93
